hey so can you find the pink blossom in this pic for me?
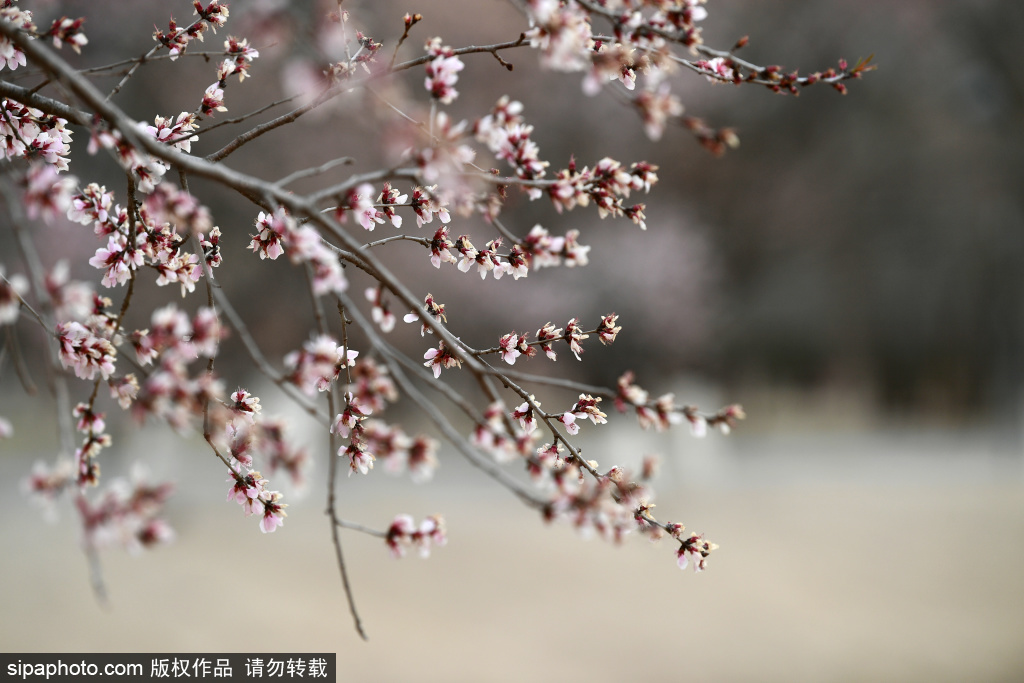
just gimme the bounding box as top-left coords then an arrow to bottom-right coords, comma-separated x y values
284,335 -> 359,395
227,465 -> 267,512
67,183 -> 114,227
45,261 -> 93,323
89,234 -> 139,288
636,84 -> 684,141
154,251 -> 202,297
472,238 -> 504,280
559,411 -> 578,435
260,419 -> 310,490
249,210 -> 290,260
226,36 -> 259,63
194,1 -> 230,32
688,414 -> 708,438
536,322 -> 561,360
596,313 -> 621,345
346,358 -> 399,414
350,183 -> 384,231
131,156 -> 169,194
56,321 -> 117,380
677,533 -> 717,572
386,514 -> 446,558
259,491 -> 287,533
423,342 -> 461,378
498,332 -> 522,365
230,389 -> 261,425
699,57 -> 736,83
377,182 -> 408,228
424,38 -> 465,104
0,7 -> 33,71
72,403 -> 105,435
22,460 -> 74,513
512,399 -> 539,434
342,441 -> 375,476
407,435 -> 439,483
153,19 -> 192,61
108,375 -> 140,409
474,96 -> 525,148
429,226 -> 456,269
454,235 -> 478,272
190,307 -> 223,357
564,317 -> 588,360
412,112 -> 476,183
525,3 -> 593,72
331,394 -> 371,438
506,244 -> 530,279
285,224 -> 348,295
406,293 -> 447,337
365,286 -> 396,333
201,83 -> 228,116
409,186 -> 451,228
23,163 -> 77,223
145,112 -> 199,152
567,394 -> 607,432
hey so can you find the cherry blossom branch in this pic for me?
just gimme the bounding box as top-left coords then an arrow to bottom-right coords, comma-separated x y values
387,12 -> 423,72
184,96 -> 298,141
339,291 -> 546,507
205,34 -> 531,163
0,0 -> 859,616
389,36 -> 530,74
107,11 -> 211,100
359,234 -> 429,250
78,48 -> 268,79
368,334 -> 487,425
575,0 -> 873,94
205,90 -> 335,163
333,519 -> 387,538
273,156 -> 355,189
326,384 -> 368,641
485,367 -> 609,397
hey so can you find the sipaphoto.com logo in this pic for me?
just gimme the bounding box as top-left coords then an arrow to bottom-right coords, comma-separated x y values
6,658 -> 142,680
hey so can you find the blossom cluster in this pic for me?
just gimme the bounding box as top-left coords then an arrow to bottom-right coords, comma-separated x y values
1,97 -> 72,171
76,469 -> 176,553
249,209 -> 347,295
128,304 -> 224,430
284,334 -> 359,396
424,38 -> 464,105
614,371 -> 745,436
489,314 -> 616,368
334,393 -> 376,476
385,514 -> 447,559
0,3 -> 35,70
211,388 -> 297,532
153,1 -> 228,60
227,463 -> 287,533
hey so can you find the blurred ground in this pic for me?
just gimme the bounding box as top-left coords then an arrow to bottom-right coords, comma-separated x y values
2,421 -> 1022,683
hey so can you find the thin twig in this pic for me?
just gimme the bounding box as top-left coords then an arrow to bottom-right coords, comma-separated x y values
326,383 -> 369,640
274,156 -> 355,189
